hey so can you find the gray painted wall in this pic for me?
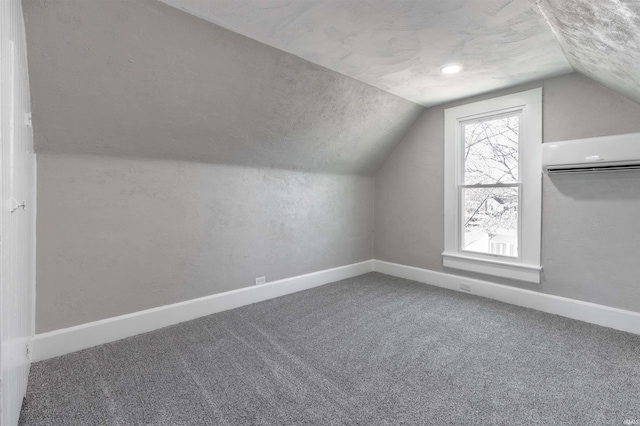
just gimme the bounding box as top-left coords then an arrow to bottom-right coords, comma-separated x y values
22,0 -> 423,175
24,0 -> 420,332
375,72 -> 640,313
37,154 -> 373,332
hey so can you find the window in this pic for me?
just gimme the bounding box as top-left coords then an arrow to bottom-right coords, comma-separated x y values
443,89 -> 542,283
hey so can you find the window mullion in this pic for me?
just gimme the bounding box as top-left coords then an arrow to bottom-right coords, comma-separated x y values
459,183 -> 520,189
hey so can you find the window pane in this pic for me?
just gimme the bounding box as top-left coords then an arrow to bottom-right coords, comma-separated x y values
462,187 -> 518,257
464,115 -> 519,185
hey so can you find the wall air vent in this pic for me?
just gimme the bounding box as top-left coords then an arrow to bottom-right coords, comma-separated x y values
542,132 -> 640,174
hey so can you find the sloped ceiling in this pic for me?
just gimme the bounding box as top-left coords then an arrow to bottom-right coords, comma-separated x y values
537,0 -> 640,105
160,0 -> 573,106
23,0 -> 640,177
22,0 -> 423,175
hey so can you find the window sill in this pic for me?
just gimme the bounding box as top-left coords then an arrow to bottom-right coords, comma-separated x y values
442,252 -> 541,284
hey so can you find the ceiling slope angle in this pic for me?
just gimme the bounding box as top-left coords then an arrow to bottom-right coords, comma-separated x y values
160,0 -> 573,106
22,0 -> 424,175
537,0 -> 640,105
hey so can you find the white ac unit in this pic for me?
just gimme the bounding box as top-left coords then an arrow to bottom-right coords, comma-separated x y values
542,132 -> 640,174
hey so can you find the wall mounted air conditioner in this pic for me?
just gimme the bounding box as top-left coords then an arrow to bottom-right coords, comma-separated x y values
542,132 -> 640,174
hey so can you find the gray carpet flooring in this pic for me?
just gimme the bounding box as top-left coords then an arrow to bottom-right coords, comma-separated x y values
19,272 -> 640,425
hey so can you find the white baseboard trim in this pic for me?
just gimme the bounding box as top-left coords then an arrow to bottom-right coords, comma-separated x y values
373,259 -> 640,336
33,260 -> 374,362
34,258 -> 639,362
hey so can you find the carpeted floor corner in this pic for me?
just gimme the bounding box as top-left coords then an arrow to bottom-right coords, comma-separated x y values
19,272 -> 640,425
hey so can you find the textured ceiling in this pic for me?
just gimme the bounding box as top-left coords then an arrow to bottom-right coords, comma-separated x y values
537,0 -> 640,105
160,0 -> 573,106
22,0 -> 423,175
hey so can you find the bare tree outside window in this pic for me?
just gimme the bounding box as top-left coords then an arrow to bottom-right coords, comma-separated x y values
461,114 -> 519,257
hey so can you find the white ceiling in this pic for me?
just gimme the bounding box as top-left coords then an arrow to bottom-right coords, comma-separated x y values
537,0 -> 640,105
159,0 -> 573,106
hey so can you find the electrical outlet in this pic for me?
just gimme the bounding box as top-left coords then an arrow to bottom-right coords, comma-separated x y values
459,282 -> 472,293
255,276 -> 266,285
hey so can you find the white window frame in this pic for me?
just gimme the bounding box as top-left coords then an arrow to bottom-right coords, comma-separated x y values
442,88 -> 542,283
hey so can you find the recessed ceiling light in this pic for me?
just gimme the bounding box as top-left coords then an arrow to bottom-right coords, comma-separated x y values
441,64 -> 462,74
